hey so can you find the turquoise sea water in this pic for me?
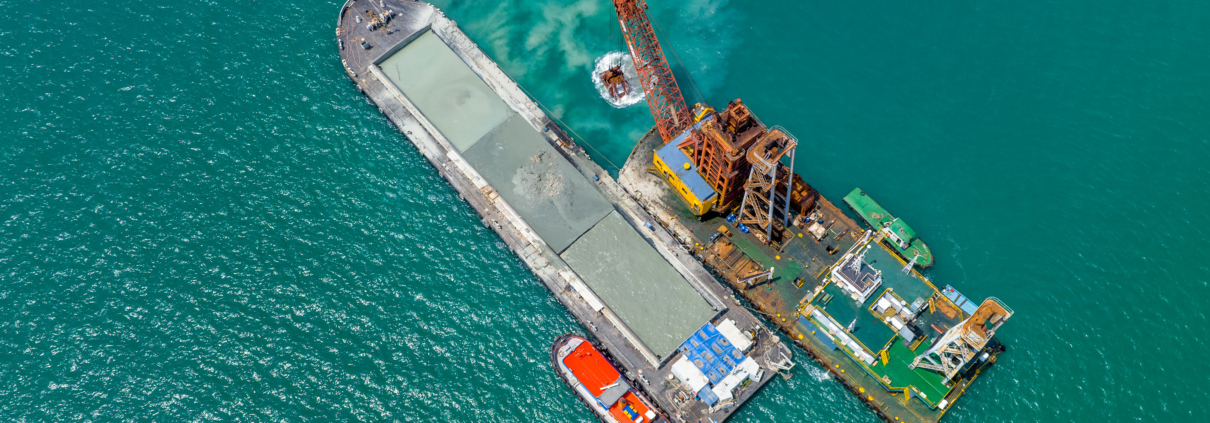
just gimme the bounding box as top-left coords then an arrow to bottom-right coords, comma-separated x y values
3,0 -> 1208,421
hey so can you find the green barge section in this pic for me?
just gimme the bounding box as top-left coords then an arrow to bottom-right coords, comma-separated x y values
843,188 -> 934,268
619,127 -> 1012,423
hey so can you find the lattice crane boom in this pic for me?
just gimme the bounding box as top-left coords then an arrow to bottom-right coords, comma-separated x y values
613,0 -> 692,143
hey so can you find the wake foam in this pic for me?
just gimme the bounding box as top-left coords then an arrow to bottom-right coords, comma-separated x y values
592,52 -> 645,108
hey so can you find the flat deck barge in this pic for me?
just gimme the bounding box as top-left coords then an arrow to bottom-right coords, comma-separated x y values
336,2 -> 792,421
619,128 -> 1012,423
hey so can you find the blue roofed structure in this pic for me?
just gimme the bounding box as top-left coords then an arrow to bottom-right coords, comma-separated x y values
652,123 -> 719,215
679,323 -> 743,385
800,317 -> 838,350
942,285 -> 980,316
656,142 -> 716,205
696,384 -> 720,406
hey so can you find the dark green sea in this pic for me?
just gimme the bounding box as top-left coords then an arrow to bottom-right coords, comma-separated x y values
3,0 -> 1208,421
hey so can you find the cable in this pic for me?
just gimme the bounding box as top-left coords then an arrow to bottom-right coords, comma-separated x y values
649,14 -> 705,105
513,81 -> 624,172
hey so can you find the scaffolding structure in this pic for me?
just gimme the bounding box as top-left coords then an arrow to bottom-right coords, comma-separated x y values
736,127 -> 797,244
911,298 -> 1014,381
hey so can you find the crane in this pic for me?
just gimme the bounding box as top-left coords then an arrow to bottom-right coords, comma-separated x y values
612,0 -> 692,143
612,0 -> 800,229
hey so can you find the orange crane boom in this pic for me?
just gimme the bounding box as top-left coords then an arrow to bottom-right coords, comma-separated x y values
612,0 -> 692,143
612,0 -> 790,218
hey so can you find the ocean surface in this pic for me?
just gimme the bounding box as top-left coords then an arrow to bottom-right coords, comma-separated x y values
2,0 -> 1208,421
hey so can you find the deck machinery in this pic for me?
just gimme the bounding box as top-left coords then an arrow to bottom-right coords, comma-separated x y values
615,0 -> 800,224
611,1 -> 1013,422
736,127 -> 799,245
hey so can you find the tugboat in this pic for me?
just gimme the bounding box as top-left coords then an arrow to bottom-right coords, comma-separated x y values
843,187 -> 934,268
599,65 -> 632,101
552,335 -> 668,423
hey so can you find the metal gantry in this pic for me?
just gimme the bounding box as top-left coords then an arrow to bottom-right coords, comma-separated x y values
736,127 -> 798,243
911,298 -> 1014,381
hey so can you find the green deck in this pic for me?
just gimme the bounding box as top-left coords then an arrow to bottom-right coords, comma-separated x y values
817,283 -> 896,351
804,240 -> 960,408
695,203 -> 959,414
866,246 -> 934,304
842,188 -> 934,267
869,338 -> 951,404
728,230 -> 805,286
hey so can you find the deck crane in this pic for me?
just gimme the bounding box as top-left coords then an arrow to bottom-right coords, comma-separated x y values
612,0 -> 693,143
613,0 -> 802,230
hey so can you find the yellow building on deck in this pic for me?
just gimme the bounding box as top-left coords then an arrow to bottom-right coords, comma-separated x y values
653,140 -> 718,216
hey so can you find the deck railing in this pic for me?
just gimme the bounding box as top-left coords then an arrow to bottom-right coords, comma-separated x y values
985,296 -> 1014,317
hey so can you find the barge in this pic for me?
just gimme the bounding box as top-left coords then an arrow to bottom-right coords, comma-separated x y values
619,126 -> 1012,423
599,5 -> 1010,420
336,2 -> 793,422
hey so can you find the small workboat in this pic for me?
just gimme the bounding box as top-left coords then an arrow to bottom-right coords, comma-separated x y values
552,335 -> 668,423
843,187 -> 934,268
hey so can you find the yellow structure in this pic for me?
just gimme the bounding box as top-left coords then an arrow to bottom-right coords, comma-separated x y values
653,140 -> 718,215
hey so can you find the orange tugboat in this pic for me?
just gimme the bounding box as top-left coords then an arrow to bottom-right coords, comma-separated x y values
553,335 -> 668,423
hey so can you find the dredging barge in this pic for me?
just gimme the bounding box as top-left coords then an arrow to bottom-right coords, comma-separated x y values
336,1 -> 793,422
602,0 -> 1013,420
618,127 -> 1012,423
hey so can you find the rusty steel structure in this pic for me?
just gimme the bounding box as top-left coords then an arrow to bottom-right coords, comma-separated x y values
613,2 -> 794,214
612,0 -> 772,212
682,100 -> 767,209
911,298 -> 1014,381
736,127 -> 798,243
599,65 -> 631,100
613,0 -> 692,143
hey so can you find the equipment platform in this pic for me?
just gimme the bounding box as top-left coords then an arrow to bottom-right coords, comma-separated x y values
620,127 -> 1011,423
